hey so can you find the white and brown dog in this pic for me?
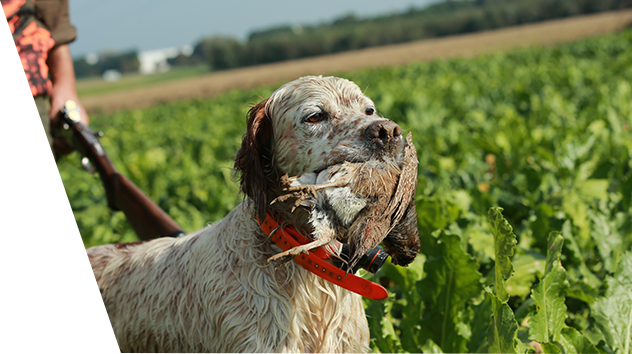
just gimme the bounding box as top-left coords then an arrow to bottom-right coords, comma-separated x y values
88,76 -> 418,352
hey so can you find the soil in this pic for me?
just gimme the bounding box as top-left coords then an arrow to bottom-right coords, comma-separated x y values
80,10 -> 632,114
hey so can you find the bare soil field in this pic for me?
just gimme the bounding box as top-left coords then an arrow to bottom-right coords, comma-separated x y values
80,10 -> 632,114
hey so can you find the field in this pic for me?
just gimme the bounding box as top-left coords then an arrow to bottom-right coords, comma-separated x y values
77,10 -> 632,114
76,65 -> 208,97
61,20 -> 632,354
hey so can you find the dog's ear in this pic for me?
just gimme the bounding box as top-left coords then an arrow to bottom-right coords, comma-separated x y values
235,98 -> 275,219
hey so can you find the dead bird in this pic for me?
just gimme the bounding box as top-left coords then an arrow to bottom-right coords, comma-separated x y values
269,132 -> 420,271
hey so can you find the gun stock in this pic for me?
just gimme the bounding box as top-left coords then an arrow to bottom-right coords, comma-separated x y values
54,100 -> 184,241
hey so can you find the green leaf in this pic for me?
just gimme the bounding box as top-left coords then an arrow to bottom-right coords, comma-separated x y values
506,253 -> 545,299
561,220 -> 601,304
591,252 -> 632,354
421,338 -> 444,353
416,196 -> 462,235
489,207 -> 518,303
557,327 -> 600,354
541,342 -> 563,353
528,232 -> 569,343
590,210 -> 624,274
515,339 -> 533,354
468,294 -> 492,353
575,179 -> 609,201
364,294 -> 404,353
368,256 -> 426,352
543,232 -> 565,276
485,207 -> 523,354
567,279 -> 599,306
418,230 -> 483,353
486,288 -> 521,354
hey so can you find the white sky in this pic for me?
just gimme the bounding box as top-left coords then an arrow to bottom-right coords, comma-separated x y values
68,0 -> 444,57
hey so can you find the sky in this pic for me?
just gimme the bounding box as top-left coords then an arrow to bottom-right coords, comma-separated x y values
68,0 -> 444,57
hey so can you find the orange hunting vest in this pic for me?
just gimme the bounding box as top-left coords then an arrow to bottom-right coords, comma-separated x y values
0,0 -> 55,111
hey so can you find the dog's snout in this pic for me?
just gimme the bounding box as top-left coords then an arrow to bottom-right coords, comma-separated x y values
365,120 -> 402,146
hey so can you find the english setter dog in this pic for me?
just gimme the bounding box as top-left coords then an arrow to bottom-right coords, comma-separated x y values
88,76 -> 415,352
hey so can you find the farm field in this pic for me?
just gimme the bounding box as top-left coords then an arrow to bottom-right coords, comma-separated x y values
61,26 -> 632,353
75,65 -> 208,97
78,9 -> 632,114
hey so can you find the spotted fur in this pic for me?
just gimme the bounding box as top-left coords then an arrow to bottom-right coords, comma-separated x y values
87,76 -> 404,352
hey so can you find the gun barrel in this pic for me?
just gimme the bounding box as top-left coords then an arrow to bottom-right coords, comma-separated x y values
56,100 -> 185,240
112,174 -> 185,239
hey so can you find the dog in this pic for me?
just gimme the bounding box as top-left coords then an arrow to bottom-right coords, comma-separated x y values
267,132 -> 419,272
88,75 -> 415,352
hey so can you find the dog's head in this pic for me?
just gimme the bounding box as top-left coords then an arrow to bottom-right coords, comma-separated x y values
235,76 -> 404,218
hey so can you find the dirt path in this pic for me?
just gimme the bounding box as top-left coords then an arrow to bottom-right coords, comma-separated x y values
81,10 -> 632,114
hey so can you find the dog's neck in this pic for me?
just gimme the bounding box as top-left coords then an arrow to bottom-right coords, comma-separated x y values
257,212 -> 389,301
260,180 -> 315,236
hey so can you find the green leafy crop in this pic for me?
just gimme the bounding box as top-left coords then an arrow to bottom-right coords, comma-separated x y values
355,30 -> 632,353
59,29 -> 632,353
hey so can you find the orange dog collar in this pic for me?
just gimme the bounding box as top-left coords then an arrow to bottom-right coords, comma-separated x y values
258,213 -> 389,301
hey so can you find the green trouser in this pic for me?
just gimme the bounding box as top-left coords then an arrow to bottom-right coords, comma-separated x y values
0,97 -> 75,328
34,95 -> 53,150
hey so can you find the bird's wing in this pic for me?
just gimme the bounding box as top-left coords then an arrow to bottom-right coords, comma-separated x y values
384,132 -> 419,233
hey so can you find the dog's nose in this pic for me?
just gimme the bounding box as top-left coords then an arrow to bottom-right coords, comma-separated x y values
365,120 -> 402,147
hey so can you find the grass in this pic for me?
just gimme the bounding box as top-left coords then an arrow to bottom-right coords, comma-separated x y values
76,65 -> 208,96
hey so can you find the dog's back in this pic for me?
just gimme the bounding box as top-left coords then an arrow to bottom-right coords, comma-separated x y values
88,203 -> 370,352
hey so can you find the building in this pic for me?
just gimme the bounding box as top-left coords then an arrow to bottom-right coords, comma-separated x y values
137,45 -> 193,74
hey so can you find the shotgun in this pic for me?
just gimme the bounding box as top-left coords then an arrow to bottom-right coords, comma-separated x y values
53,100 -> 185,240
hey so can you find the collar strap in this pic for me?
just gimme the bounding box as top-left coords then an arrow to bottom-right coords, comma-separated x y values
258,213 -> 388,301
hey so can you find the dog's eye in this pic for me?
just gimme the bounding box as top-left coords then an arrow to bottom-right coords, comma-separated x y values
306,113 -> 325,123
365,108 -> 375,115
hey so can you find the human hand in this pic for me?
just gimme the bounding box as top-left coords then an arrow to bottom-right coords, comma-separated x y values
49,87 -> 89,126
49,88 -> 89,156
47,44 -> 89,156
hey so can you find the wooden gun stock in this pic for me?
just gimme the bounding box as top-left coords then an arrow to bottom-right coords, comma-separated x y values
54,100 -> 184,241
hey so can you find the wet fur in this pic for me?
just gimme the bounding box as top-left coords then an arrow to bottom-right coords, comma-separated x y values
87,76 -> 409,352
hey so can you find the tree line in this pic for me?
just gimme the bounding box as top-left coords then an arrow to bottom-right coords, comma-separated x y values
74,0 -> 632,78
74,50 -> 139,79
